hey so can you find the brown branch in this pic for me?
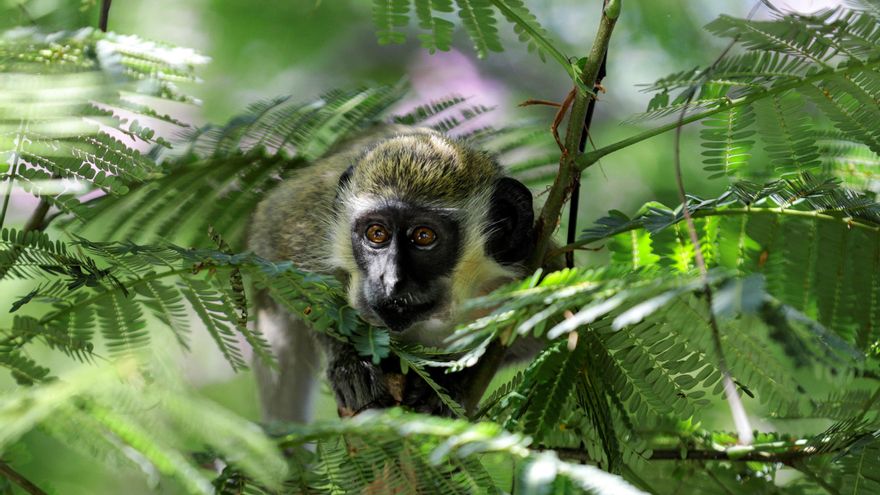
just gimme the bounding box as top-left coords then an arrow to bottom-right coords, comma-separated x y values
0,461 -> 48,495
462,0 -> 621,416
99,0 -> 112,32
528,4 -> 619,270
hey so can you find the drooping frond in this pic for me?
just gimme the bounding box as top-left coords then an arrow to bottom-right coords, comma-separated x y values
815,128 -> 880,190
0,361 -> 287,495
0,337 -> 49,385
0,227 -> 119,288
0,230 -> 397,379
454,0 -> 504,58
753,93 -> 820,175
373,0 -> 411,45
273,409 -> 648,495
700,104 -> 756,179
0,29 -> 205,216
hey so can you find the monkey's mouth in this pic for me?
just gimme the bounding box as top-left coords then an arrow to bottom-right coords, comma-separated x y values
371,298 -> 438,332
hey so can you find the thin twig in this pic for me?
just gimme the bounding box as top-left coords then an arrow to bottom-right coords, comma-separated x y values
0,461 -> 48,495
99,0 -> 112,32
16,2 -> 36,25
0,163 -> 18,231
0,118 -> 28,231
668,1 -> 764,445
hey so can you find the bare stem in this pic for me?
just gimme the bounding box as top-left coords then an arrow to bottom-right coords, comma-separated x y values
0,461 -> 48,495
99,0 -> 112,32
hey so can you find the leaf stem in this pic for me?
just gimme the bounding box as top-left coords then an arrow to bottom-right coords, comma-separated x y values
669,4 -> 762,444
488,0 -> 574,81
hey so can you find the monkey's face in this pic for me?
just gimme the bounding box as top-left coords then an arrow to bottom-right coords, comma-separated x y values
349,201 -> 461,332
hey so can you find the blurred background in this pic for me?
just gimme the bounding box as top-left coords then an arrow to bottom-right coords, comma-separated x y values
0,0 -> 846,492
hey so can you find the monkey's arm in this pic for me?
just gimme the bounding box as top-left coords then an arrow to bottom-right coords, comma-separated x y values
321,338 -> 405,416
255,295 -> 409,420
253,301 -> 321,423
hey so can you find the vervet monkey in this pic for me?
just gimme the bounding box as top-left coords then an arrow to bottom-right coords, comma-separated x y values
250,125 -> 536,421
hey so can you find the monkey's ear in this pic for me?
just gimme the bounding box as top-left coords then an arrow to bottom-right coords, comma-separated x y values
334,165 -> 355,204
486,177 -> 535,265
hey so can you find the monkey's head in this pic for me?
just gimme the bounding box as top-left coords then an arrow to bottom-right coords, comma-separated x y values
331,130 -> 535,337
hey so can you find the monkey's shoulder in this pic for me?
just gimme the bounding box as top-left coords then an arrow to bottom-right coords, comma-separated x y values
249,160 -> 347,271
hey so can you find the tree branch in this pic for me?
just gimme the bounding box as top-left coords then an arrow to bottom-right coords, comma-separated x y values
99,0 -> 112,32
529,1 -> 619,270
462,0 -> 621,416
0,461 -> 48,495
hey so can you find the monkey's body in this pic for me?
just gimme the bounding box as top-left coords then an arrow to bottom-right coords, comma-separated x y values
250,125 -> 536,421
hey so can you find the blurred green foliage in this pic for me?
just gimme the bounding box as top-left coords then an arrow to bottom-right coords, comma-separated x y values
2,0 -> 880,493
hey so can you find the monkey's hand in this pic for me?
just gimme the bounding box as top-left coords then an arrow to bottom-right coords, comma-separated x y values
401,369 -> 467,417
325,342 -> 403,417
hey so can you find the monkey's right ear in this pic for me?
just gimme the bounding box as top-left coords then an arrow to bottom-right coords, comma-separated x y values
486,177 -> 535,265
334,165 -> 355,204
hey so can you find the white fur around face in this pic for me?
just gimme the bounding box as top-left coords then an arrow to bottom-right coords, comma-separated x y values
329,186 -> 523,346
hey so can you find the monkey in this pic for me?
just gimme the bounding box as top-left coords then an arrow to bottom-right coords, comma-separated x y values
248,124 -> 538,421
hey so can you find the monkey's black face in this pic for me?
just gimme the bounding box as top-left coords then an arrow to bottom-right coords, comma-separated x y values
350,202 -> 462,331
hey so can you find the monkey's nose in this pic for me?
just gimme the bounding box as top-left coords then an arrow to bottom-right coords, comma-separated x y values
380,274 -> 405,298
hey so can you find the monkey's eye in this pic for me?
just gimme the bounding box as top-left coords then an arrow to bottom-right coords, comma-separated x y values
365,224 -> 391,245
411,226 -> 437,247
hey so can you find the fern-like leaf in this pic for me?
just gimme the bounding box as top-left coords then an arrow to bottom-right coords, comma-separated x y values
454,0 -> 504,58
413,0 -> 456,53
700,104 -> 756,179
373,0 -> 411,45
